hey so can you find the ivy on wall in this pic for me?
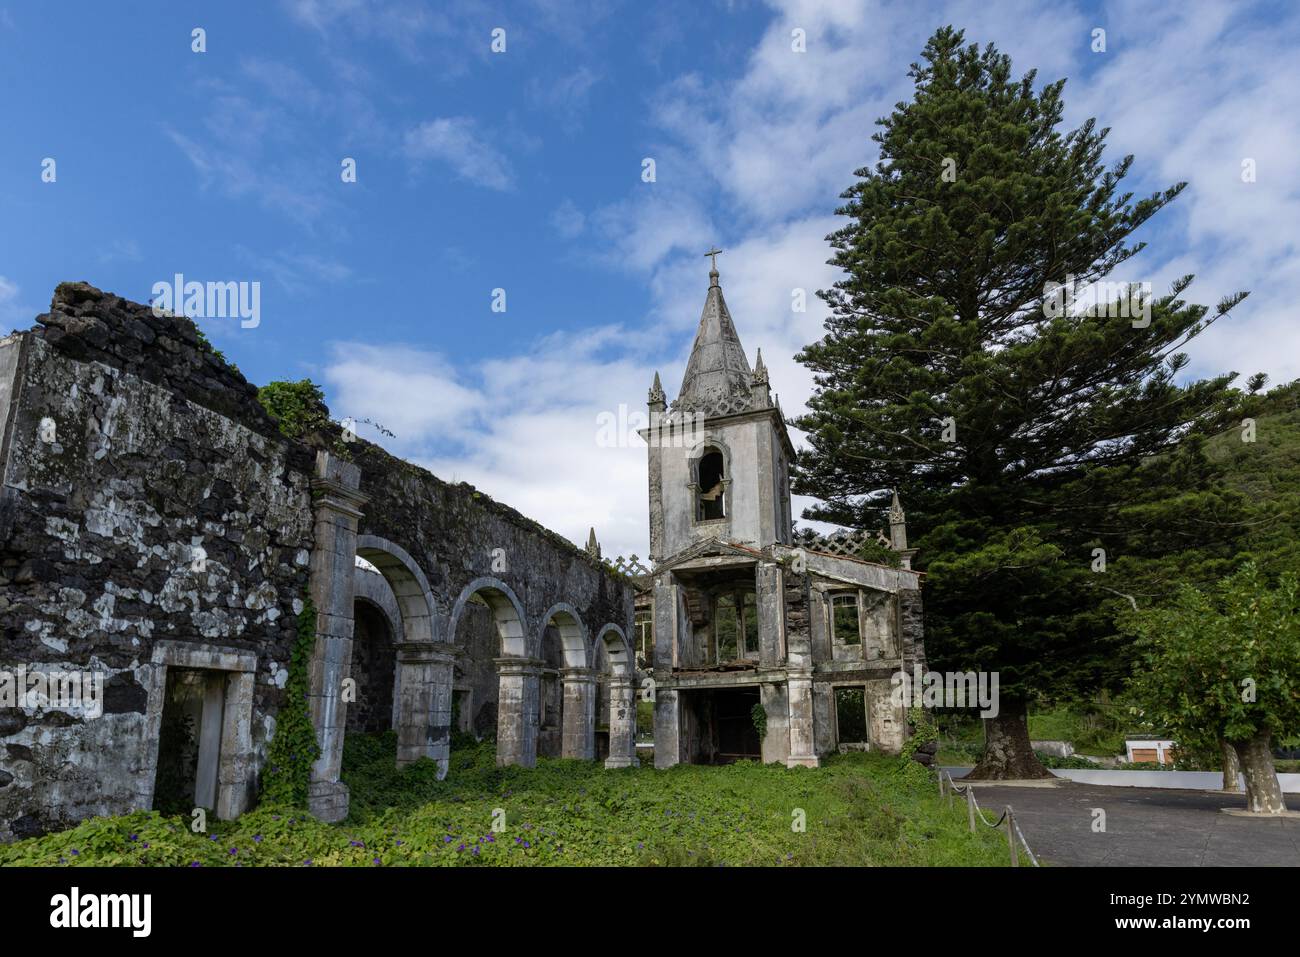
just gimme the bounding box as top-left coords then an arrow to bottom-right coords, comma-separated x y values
261,593 -> 321,807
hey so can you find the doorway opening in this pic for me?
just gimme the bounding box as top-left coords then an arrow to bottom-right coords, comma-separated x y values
153,668 -> 226,814
680,686 -> 761,764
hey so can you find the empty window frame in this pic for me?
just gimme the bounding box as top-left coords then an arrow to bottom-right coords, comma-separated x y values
830,592 -> 861,645
713,590 -> 760,663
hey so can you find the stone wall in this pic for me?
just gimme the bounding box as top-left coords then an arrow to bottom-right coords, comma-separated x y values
0,283 -> 635,840
0,284 -> 315,839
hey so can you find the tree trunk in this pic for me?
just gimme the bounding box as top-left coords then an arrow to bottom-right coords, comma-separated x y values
1219,737 -> 1241,792
966,702 -> 1054,780
1232,731 -> 1287,814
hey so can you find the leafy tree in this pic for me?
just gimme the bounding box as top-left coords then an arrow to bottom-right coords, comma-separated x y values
1122,564 -> 1300,814
792,26 -> 1248,777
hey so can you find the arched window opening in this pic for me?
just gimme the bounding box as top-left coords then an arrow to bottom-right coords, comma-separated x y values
697,448 -> 726,520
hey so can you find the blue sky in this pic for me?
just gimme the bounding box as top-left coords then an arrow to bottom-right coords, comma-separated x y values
2,0 -> 1298,558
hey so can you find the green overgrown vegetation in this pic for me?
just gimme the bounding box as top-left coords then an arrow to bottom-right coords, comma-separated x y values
256,379 -> 332,441
0,734 -> 1012,867
260,596 -> 321,807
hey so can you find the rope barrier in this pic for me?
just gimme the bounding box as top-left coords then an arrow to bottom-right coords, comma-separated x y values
938,767 -> 1040,867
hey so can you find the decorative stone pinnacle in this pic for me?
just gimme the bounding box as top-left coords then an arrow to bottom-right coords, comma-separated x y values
888,489 -> 908,552
648,370 -> 666,406
753,348 -> 769,385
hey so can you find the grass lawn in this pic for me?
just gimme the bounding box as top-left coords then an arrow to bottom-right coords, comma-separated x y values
0,733 -> 1013,867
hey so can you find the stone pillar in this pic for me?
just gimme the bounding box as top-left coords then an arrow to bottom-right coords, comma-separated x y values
495,657 -> 542,767
394,641 -> 456,778
756,562 -> 785,667
654,687 -> 681,769
605,676 -> 638,768
812,682 -> 835,756
216,671 -> 256,819
786,674 -> 819,767
652,575 -> 679,671
560,667 -> 596,759
306,451 -> 367,823
783,567 -> 818,767
760,681 -> 791,764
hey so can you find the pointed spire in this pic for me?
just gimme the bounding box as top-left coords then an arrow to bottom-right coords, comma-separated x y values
648,370 -> 666,409
586,527 -> 601,559
750,347 -> 771,409
674,261 -> 753,412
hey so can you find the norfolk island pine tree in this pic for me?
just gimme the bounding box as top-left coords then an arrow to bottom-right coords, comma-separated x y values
792,26 -> 1250,778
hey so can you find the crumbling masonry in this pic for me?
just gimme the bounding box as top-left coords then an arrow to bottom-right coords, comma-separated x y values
0,283 -> 634,840
639,263 -> 927,767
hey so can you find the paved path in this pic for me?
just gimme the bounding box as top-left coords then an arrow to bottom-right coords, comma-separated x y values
964,781 -> 1300,866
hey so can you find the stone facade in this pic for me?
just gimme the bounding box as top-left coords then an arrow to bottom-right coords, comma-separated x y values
641,267 -> 926,767
0,283 -> 635,840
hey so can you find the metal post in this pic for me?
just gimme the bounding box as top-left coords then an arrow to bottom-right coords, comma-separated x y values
1006,807 -> 1018,867
967,786 -> 976,833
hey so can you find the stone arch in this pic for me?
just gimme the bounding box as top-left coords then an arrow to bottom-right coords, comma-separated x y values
448,576 -> 528,657
355,534 -> 437,643
594,623 -> 637,768
353,563 -> 403,637
538,602 -> 589,667
538,604 -> 594,761
594,623 -> 632,677
354,536 -> 449,775
349,594 -> 399,734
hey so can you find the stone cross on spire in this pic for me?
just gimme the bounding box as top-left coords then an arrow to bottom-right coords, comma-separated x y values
704,246 -> 723,286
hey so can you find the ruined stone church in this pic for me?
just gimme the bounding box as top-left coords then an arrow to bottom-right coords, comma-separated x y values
639,258 -> 926,767
0,266 -> 924,841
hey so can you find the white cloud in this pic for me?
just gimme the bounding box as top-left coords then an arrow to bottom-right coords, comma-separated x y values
97,239 -> 143,266
327,0 -> 1300,559
529,67 -> 601,129
324,342 -> 485,447
0,276 -> 30,333
404,118 -> 514,191
551,199 -> 586,239
237,247 -> 354,295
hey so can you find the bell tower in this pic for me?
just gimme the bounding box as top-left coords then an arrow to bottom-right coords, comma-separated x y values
645,251 -> 795,562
